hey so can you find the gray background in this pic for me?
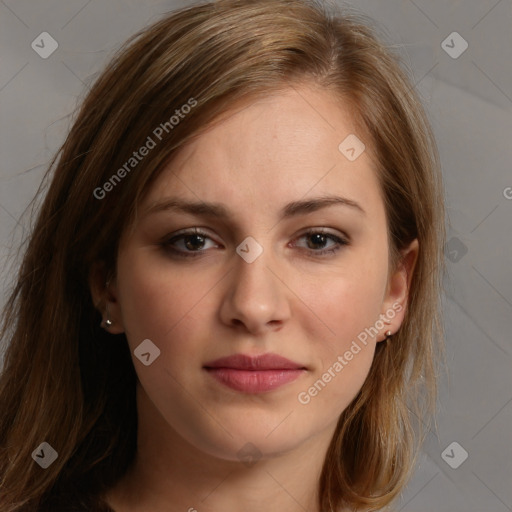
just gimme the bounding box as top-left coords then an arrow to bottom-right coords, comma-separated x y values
1,1 -> 511,511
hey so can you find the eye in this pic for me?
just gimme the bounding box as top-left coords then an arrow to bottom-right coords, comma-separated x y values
161,227 -> 349,259
292,229 -> 349,257
161,228 -> 219,258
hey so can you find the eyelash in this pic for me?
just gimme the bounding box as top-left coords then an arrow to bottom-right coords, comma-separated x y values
161,228 -> 349,259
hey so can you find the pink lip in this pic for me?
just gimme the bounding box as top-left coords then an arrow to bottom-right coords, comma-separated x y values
203,353 -> 307,393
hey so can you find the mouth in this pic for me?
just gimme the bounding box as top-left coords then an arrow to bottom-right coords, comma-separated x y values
203,353 -> 307,393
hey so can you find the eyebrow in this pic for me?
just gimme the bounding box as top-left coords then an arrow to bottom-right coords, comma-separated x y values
143,194 -> 366,220
143,195 -> 366,220
143,196 -> 366,220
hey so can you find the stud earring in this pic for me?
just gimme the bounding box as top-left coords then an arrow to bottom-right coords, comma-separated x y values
384,330 -> 392,340
101,303 -> 113,328
102,317 -> 113,328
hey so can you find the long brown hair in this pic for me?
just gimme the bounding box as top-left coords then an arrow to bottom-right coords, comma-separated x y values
0,1 -> 445,510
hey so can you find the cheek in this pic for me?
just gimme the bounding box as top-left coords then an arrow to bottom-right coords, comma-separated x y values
294,253 -> 387,408
299,251 -> 388,340
115,249 -> 216,352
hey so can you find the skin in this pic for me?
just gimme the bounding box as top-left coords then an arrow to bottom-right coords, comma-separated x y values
90,82 -> 418,512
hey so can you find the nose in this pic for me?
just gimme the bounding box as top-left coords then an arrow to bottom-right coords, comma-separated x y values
219,241 -> 291,335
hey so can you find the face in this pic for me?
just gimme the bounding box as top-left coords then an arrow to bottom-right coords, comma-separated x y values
98,83 -> 416,462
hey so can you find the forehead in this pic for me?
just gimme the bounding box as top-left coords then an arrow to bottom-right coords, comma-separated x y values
143,84 -> 383,222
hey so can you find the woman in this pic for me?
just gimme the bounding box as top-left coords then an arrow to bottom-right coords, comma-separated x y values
0,0 -> 445,510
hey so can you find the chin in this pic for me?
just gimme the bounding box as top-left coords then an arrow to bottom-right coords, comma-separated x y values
182,419 -> 306,463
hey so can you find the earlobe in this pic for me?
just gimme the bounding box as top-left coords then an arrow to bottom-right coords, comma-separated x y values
88,262 -> 125,334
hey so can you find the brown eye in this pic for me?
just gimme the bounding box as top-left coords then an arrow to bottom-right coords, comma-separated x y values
294,229 -> 349,257
182,234 -> 207,251
162,229 -> 219,258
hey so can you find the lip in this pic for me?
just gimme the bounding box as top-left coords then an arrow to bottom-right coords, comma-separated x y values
204,353 -> 306,370
203,353 -> 307,393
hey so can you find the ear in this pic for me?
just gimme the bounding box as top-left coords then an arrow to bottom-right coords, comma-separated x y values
88,262 -> 125,334
377,238 -> 419,342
